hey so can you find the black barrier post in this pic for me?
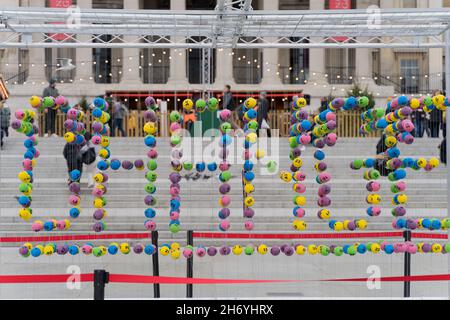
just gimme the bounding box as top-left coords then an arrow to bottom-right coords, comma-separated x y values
403,230 -> 411,298
151,230 -> 161,298
187,230 -> 194,298
93,269 -> 109,300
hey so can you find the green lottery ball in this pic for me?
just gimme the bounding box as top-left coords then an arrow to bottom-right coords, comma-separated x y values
145,183 -> 156,194
358,96 -> 369,108
289,137 -> 298,148
267,160 -> 277,173
390,184 -> 400,193
169,224 -> 180,234
353,159 -> 364,169
207,98 -> 219,111
220,171 -> 231,182
170,111 -> 181,122
347,245 -> 357,255
196,99 -> 206,112
92,247 -> 103,257
248,120 -> 258,131
147,159 -> 158,170
445,220 -> 450,229
444,243 -> 450,253
183,162 -> 193,171
333,246 -> 344,256
375,108 -> 385,119
146,171 -> 157,182
171,134 -> 181,146
220,122 -> 232,134
244,246 -> 254,255
42,97 -> 55,108
320,246 -> 330,256
366,242 -> 373,251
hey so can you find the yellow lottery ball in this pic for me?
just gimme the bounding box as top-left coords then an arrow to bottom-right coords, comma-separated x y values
318,209 -> 330,220
417,243 -> 424,252
417,158 -> 427,168
64,132 -> 75,143
144,122 -> 157,135
257,244 -> 268,255
279,171 -> 292,183
64,219 -> 71,230
245,132 -> 258,144
244,183 -> 255,194
171,249 -> 181,260
333,221 -> 344,231
397,194 -> 408,204
232,245 -> 243,255
94,173 -> 104,183
371,243 -> 381,254
19,208 -> 32,221
182,99 -> 194,111
410,98 -> 420,109
432,243 -> 442,253
100,136 -> 110,148
255,149 -> 265,160
93,198 -> 104,208
433,94 -> 445,106
296,245 -> 306,255
385,136 -> 397,147
244,97 -> 257,109
292,157 -> 303,168
294,196 -> 306,206
18,171 -> 31,183
29,95 -> 41,108
429,157 -> 440,168
307,245 -> 318,255
99,246 -> 107,256
159,246 -> 170,256
356,219 -> 368,230
292,219 -> 307,231
98,149 -> 109,159
296,97 -> 307,109
244,196 -> 255,207
171,242 -> 181,251
23,242 -> 33,250
44,245 -> 54,255
119,243 -> 130,254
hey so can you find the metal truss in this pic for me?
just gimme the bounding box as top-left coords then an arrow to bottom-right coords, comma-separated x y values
1,4 -> 450,49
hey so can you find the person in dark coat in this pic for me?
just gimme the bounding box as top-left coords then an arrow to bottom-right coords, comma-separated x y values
257,91 -> 271,137
42,78 -> 60,137
375,134 -> 391,176
63,142 -> 83,183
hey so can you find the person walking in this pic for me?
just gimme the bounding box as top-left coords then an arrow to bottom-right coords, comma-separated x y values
113,99 -> 128,137
42,78 -> 60,137
430,107 -> 442,138
257,91 -> 271,137
80,132 -> 97,188
63,140 -> 83,184
0,100 -> 11,148
411,108 -> 425,137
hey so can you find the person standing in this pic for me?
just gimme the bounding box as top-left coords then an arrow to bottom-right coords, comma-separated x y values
257,91 -> 271,137
411,108 -> 425,137
222,84 -> 240,131
63,140 -> 83,184
42,78 -> 60,137
113,99 -> 128,137
81,132 -> 97,188
430,107 -> 442,138
0,100 -> 10,148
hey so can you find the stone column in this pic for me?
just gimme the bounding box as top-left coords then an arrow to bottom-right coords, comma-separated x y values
428,0 -> 443,90
308,0 -> 326,84
355,1 -> 375,87
168,0 -> 188,86
120,0 -> 142,84
27,0 -> 46,84
215,49 -> 236,87
260,0 -> 282,86
75,0 -> 94,83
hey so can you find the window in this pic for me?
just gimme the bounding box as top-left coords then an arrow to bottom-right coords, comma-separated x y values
402,0 -> 417,8
279,0 -> 309,10
325,48 -> 355,84
45,48 -> 76,83
400,59 -> 419,93
143,0 -> 170,8
140,37 -> 170,84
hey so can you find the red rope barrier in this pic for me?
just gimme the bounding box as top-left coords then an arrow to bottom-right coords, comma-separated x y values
192,231 -> 405,240
2,273 -> 450,284
0,232 -> 151,243
411,232 -> 448,240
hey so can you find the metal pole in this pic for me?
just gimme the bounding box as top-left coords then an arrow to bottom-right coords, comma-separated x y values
403,230 -> 411,298
445,29 -> 450,300
151,230 -> 161,298
187,230 -> 194,298
93,269 -> 109,300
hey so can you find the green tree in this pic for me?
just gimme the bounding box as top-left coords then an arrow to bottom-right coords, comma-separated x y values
346,83 -> 376,109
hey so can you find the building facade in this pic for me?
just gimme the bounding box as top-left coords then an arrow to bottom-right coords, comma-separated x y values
0,0 -> 447,111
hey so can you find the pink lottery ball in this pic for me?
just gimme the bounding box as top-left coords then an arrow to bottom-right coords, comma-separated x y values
319,172 -> 331,183
147,148 -> 158,159
294,171 -> 306,181
219,220 -> 230,231
243,150 -> 252,160
406,242 -> 417,254
219,195 -> 231,207
402,119 -> 414,133
244,220 -> 254,231
22,159 -> 33,171
31,222 -> 43,232
396,181 -> 406,192
170,122 -> 181,133
15,110 -> 25,120
183,248 -> 193,259
219,161 -> 230,171
196,247 -> 206,257
370,207 -> 381,216
293,183 -> 306,193
392,220 -> 400,229
299,134 -> 311,145
55,96 -> 66,105
391,99 -> 399,110
380,241 -> 388,251
69,195 -> 80,206
92,188 -> 104,197
56,220 -> 66,230
170,211 -> 180,220
293,207 -> 305,218
367,181 -> 381,192
34,149 -> 40,159
220,109 -> 232,121
170,186 -> 180,196
325,133 -> 337,146
92,135 -> 101,145
67,109 -> 78,120
81,245 -> 92,254
144,220 -> 156,231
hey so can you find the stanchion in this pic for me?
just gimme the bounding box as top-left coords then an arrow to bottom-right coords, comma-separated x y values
93,269 -> 109,300
403,230 -> 412,297
187,229 -> 194,298
151,230 -> 161,298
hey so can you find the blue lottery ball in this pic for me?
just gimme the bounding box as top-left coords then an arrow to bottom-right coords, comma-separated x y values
357,244 -> 367,254
170,199 -> 181,210
108,245 -> 119,255
24,150 -> 35,160
244,171 -> 255,181
196,162 -> 206,172
393,169 -> 406,180
43,221 -> 54,231
344,97 -> 358,110
18,196 -> 31,206
110,159 -> 121,170
24,140 -> 34,148
402,158 -> 414,168
207,162 -> 217,172
431,219 -> 441,230
364,158 -> 375,168
31,247 -> 41,257
244,140 -> 251,149
301,120 -> 312,131
397,95 -> 408,106
69,245 -> 79,255
92,107 -> 103,118
314,150 -> 325,161
169,219 -> 180,226
221,135 -> 232,146
343,244 -> 350,254
243,160 -> 254,171
144,245 -> 156,255
69,207 -> 80,219
396,218 -> 407,229
97,160 -> 109,171
75,134 -> 85,145
246,109 -> 257,119
384,244 -> 394,254
376,119 -> 388,129
70,170 -> 81,181
387,147 -> 400,158
144,208 -> 156,219
93,97 -> 106,109
328,220 -> 337,229
144,135 -> 156,147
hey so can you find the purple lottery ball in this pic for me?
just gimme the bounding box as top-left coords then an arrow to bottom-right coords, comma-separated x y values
270,246 -> 281,256
133,244 -> 144,254
317,196 -> 331,207
219,183 -> 231,194
169,172 -> 182,183
218,208 -> 231,219
219,246 -> 231,255
243,208 -> 255,218
69,182 -> 81,194
144,195 -> 157,206
292,147 -> 302,158
93,209 -> 105,220
422,243 -> 432,253
284,246 -> 294,256
207,247 -> 217,256
145,96 -> 156,108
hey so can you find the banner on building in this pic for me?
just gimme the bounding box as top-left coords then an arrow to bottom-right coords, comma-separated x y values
48,0 -> 73,41
328,0 -> 352,42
